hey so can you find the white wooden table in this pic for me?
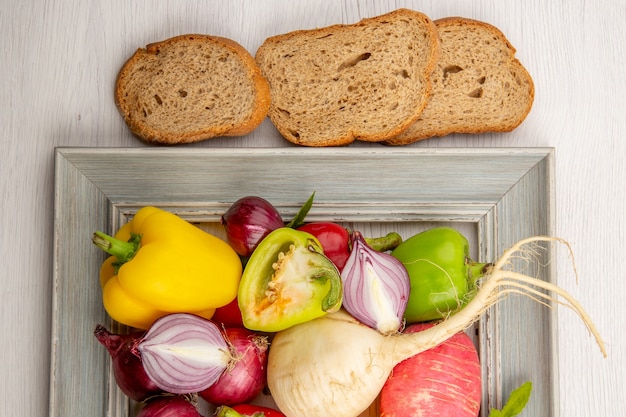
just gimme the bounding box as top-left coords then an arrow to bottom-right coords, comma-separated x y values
1,1 -> 624,416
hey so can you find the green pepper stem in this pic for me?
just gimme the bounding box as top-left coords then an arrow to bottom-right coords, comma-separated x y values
468,261 -> 492,286
365,232 -> 403,252
92,231 -> 141,264
216,406 -> 245,417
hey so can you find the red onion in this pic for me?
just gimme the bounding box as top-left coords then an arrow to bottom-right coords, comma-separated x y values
137,396 -> 203,417
341,231 -> 411,335
137,313 -> 231,394
221,196 -> 284,256
94,325 -> 164,401
199,327 -> 269,405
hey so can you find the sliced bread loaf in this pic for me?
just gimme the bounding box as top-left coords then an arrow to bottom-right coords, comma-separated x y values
255,8 -> 440,146
385,17 -> 535,145
115,34 -> 270,144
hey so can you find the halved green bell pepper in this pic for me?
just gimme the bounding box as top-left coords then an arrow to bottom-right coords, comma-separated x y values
238,227 -> 342,332
391,227 -> 489,323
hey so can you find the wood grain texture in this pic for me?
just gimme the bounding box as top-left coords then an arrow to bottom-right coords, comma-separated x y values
1,1 -> 624,417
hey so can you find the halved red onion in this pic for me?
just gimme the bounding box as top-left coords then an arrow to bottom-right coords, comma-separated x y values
137,313 -> 231,394
341,231 -> 410,335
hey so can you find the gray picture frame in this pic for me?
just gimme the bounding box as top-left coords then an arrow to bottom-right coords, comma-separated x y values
50,147 -> 556,417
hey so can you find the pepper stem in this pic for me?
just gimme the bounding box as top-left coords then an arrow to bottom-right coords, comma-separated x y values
92,231 -> 141,265
364,232 -> 403,252
215,406 -> 245,417
467,260 -> 492,286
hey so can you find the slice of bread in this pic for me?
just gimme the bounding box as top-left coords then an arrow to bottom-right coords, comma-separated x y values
115,34 -> 270,144
255,9 -> 440,146
385,17 -> 534,145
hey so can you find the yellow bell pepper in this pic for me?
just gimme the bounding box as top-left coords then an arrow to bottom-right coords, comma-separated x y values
93,206 -> 242,329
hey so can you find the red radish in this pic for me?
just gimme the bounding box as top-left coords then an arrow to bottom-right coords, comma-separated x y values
380,323 -> 481,417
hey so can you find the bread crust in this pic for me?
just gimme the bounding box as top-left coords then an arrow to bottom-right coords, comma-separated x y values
255,9 -> 440,147
385,17 -> 535,145
115,34 -> 270,144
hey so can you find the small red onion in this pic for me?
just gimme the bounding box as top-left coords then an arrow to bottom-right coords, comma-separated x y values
137,396 -> 203,417
199,327 -> 269,405
94,325 -> 164,401
341,231 -> 411,335
137,313 -> 231,394
221,196 -> 284,256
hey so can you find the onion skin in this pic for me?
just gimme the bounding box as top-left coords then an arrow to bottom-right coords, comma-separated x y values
341,231 -> 410,334
199,327 -> 269,405
93,325 -> 164,401
222,196 -> 284,256
137,396 -> 203,417
380,323 -> 481,417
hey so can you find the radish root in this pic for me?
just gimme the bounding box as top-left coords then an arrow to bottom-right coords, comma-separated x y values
403,236 -> 607,361
483,236 -> 606,357
265,236 -> 606,417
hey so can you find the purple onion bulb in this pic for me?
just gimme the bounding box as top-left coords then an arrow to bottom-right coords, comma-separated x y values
221,196 -> 284,256
341,231 -> 410,335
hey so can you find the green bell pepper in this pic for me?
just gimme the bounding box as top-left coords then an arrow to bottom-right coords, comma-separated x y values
238,227 -> 343,332
391,227 -> 489,323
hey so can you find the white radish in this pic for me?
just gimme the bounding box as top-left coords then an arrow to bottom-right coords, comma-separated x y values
266,237 -> 606,417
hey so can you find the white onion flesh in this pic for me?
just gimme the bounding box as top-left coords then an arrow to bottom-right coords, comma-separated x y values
341,231 -> 410,334
138,313 -> 231,394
